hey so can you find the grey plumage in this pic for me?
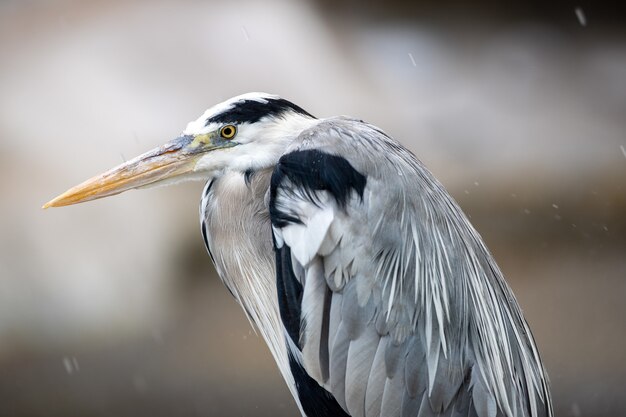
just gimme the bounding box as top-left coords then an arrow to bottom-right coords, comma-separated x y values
203,114 -> 552,417
47,93 -> 552,417
200,168 -> 302,402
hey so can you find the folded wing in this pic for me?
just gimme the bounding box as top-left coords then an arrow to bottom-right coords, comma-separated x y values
269,117 -> 552,417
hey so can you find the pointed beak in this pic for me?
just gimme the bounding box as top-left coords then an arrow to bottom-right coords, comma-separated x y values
43,134 -> 218,208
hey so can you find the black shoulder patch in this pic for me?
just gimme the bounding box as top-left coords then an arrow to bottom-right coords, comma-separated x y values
203,179 -> 214,198
275,244 -> 303,346
244,169 -> 254,187
288,352 -> 350,417
201,221 -> 215,265
269,150 -> 366,227
206,98 -> 314,125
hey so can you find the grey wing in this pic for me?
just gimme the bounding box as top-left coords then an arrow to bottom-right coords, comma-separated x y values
270,117 -> 553,417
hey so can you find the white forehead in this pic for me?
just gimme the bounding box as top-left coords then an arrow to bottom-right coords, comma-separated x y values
183,92 -> 279,135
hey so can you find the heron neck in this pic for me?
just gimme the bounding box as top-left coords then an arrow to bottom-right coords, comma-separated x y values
200,168 -> 299,403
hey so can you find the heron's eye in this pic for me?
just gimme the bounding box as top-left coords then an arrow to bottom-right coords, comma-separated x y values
220,125 -> 237,139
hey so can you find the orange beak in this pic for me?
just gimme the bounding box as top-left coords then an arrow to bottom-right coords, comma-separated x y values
43,135 -> 202,208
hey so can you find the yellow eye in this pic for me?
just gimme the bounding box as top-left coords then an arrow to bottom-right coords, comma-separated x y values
220,125 -> 237,139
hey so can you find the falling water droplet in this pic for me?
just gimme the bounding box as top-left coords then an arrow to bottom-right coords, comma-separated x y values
574,7 -> 587,27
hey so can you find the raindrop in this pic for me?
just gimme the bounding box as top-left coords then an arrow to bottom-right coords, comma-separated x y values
574,7 -> 587,27
408,53 -> 417,67
63,357 -> 73,374
241,26 -> 250,41
63,356 -> 79,374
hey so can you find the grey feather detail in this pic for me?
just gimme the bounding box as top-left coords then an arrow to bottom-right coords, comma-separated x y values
327,291 -> 343,367
404,335 -> 428,398
268,117 -> 552,417
472,368 -> 498,417
449,376 -> 475,417
202,169 -> 304,412
329,321 -> 350,410
401,389 -> 424,417
342,280 -> 379,417
291,251 -> 306,283
319,222 -> 341,257
375,307 -> 389,335
364,338 -> 386,417
300,258 -> 328,382
345,324 -> 380,417
384,338 -> 409,379
429,337 -> 466,412
416,392 -> 434,417
341,280 -> 366,340
380,372 -> 404,417
426,326 -> 441,395
323,239 -> 347,291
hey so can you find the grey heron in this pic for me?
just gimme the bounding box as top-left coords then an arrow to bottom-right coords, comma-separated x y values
44,93 -> 553,417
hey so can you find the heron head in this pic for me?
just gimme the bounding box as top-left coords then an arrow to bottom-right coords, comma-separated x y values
43,93 -> 316,208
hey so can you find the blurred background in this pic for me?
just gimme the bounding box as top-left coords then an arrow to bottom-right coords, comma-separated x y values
1,0 -> 625,416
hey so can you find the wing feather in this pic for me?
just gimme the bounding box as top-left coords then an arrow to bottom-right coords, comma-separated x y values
364,338 -> 386,417
345,323 -> 379,417
401,389 -> 423,417
269,117 -> 552,417
379,370 -> 404,417
329,321 -> 350,410
300,257 -> 329,381
404,334 -> 428,398
327,291 -> 343,369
